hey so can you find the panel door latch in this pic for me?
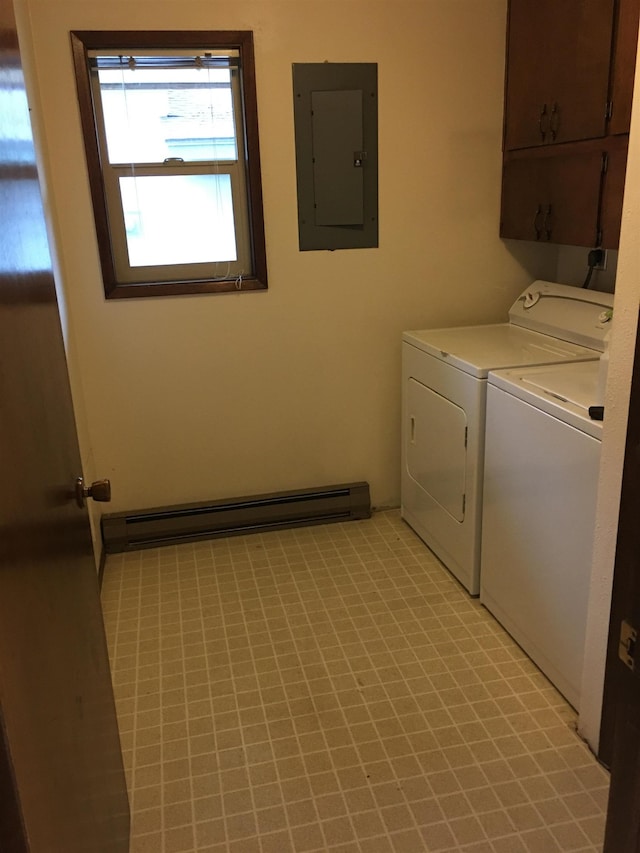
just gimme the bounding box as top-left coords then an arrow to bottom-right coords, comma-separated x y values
619,619 -> 638,672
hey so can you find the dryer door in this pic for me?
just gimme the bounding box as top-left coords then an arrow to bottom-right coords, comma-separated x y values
406,377 -> 467,522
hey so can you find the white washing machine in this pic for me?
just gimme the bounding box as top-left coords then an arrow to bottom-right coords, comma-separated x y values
401,281 -> 613,595
480,360 -> 605,710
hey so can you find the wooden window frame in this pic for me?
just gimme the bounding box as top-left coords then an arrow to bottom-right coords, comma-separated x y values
70,30 -> 267,299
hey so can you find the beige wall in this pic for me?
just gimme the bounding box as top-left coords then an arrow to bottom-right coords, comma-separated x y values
21,0 -> 555,515
556,247 -> 618,294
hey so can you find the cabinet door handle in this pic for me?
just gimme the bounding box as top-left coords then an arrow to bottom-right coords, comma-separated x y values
542,204 -> 553,240
549,102 -> 559,141
533,204 -> 544,240
538,104 -> 549,141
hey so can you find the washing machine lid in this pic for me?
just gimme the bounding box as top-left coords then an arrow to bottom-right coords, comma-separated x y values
402,323 -> 599,379
403,280 -> 614,379
488,361 -> 603,438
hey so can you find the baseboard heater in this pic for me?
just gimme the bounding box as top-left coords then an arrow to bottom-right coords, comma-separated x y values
101,481 -> 371,553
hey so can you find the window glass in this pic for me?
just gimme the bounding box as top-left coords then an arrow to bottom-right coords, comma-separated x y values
97,63 -> 238,164
120,173 -> 236,267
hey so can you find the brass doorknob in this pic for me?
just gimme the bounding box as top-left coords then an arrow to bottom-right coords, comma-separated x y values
75,476 -> 111,508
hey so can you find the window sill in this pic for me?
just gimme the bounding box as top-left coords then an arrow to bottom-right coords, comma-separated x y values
104,275 -> 268,299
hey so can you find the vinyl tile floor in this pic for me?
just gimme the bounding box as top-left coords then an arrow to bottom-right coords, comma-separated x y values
101,510 -> 610,853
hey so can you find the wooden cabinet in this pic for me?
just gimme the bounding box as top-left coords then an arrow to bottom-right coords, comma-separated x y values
505,0 -> 615,151
501,138 -> 628,249
501,0 -> 639,249
501,149 -> 603,246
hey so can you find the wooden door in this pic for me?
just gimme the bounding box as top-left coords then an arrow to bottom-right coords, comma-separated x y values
0,3 -> 130,851
505,0 -> 615,150
501,148 -> 603,246
600,315 -> 640,852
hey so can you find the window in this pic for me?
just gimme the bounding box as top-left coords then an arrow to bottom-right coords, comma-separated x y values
71,31 -> 267,298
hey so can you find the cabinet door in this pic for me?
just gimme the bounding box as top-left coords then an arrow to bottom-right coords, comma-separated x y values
505,0 -> 615,150
501,150 -> 603,246
500,157 -> 551,242
608,0 -> 640,135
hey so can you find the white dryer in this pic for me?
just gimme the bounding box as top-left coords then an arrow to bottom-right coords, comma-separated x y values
401,281 -> 613,595
480,360 -> 605,710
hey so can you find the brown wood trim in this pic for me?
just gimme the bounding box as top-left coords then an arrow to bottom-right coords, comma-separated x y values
70,32 -> 118,294
70,30 -> 256,50
235,32 -> 268,291
104,276 -> 267,299
69,30 -> 268,298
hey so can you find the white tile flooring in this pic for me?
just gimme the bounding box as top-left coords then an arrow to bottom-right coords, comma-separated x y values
101,510 -> 610,853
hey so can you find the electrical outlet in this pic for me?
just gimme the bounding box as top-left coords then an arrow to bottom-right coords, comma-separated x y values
594,249 -> 608,271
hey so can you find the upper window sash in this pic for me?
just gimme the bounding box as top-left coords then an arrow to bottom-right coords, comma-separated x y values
90,54 -> 242,168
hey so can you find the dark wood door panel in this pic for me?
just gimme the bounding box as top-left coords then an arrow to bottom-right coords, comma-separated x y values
501,149 -> 602,246
505,0 -> 615,150
0,4 -> 129,850
604,704 -> 640,851
504,0 -> 554,150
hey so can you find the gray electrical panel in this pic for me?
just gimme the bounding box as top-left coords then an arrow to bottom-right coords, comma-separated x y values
292,63 -> 378,251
